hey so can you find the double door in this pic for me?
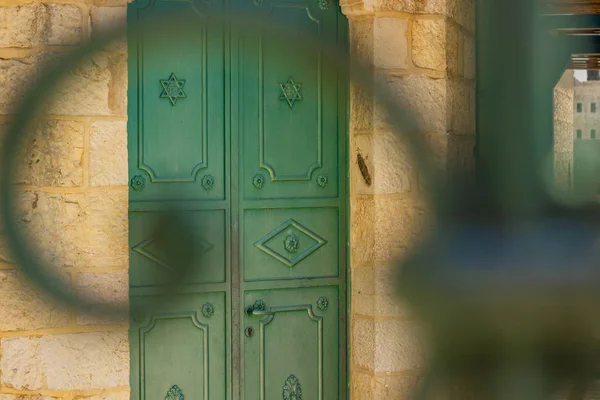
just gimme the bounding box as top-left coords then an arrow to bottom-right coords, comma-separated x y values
127,0 -> 348,398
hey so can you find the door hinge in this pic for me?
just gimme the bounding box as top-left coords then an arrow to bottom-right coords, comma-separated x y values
233,212 -> 238,233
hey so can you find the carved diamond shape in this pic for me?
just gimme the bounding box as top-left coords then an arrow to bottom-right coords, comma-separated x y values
132,236 -> 213,270
254,219 -> 326,267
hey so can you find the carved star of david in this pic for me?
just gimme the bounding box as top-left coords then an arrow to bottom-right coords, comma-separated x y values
279,77 -> 302,108
160,73 -> 186,106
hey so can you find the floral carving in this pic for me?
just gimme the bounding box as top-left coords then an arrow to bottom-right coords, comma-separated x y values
318,0 -> 329,10
165,385 -> 184,400
201,175 -> 215,191
282,374 -> 302,400
253,0 -> 263,5
284,234 -> 300,253
253,173 -> 265,189
131,175 -> 145,191
252,299 -> 266,312
317,296 -> 328,311
316,173 -> 328,188
201,302 -> 214,318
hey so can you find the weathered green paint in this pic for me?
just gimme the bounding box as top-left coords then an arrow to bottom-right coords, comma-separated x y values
127,0 -> 348,399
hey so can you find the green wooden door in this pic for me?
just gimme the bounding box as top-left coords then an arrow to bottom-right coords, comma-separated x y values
128,0 -> 347,399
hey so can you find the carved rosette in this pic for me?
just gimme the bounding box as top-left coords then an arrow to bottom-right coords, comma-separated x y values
165,385 -> 184,400
282,374 -> 302,400
252,299 -> 266,312
317,296 -> 328,311
201,302 -> 214,318
131,175 -> 146,191
201,175 -> 215,191
284,234 -> 300,253
316,173 -> 328,188
132,308 -> 147,323
253,173 -> 265,189
253,0 -> 263,6
318,0 -> 329,10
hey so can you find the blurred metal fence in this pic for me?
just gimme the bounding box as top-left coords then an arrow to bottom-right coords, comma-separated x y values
5,0 -> 600,398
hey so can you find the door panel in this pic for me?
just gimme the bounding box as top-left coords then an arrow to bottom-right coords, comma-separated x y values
129,210 -> 226,287
240,3 -> 340,199
242,286 -> 339,400
243,208 -> 339,280
130,292 -> 227,400
128,0 -> 226,202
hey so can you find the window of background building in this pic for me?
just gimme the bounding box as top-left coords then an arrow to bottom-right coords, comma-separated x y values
593,103 -> 597,113
577,129 -> 583,139
592,129 -> 596,139
578,103 -> 583,112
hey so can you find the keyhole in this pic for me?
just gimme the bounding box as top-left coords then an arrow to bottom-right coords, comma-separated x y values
245,327 -> 254,337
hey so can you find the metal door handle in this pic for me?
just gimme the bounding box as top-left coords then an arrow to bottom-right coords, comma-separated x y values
245,299 -> 270,316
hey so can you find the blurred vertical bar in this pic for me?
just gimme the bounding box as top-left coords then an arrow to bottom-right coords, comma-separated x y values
476,0 -> 548,221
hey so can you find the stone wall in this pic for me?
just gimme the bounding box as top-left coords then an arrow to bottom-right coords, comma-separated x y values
0,1 -> 130,400
341,0 -> 476,397
554,69 -> 574,193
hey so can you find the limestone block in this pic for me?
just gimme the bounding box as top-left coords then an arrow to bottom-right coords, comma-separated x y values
554,85 -> 575,125
374,266 -> 414,318
0,5 -> 40,48
349,18 -> 374,63
373,0 -> 445,14
374,18 -> 408,69
373,375 -> 417,398
350,81 -> 374,132
352,317 -> 375,370
0,395 -> 57,400
0,52 -> 114,116
350,196 -> 376,267
90,7 -> 127,56
75,271 -> 129,325
0,5 -> 82,48
554,120 -> 574,153
412,19 -> 446,72
376,74 -> 447,135
0,270 -> 70,332
107,53 -> 128,116
76,392 -> 130,400
39,332 -> 129,389
374,320 -> 425,372
93,0 -> 130,6
351,267 -> 375,316
91,7 -> 127,38
448,0 -> 475,32
352,132 -> 414,195
447,133 -> 475,177
446,23 -> 459,76
448,79 -> 475,135
15,190 -> 128,269
90,121 -> 128,187
376,197 -> 431,263
44,52 -> 112,116
350,371 -> 374,399
15,120 -> 84,187
0,56 -> 39,115
0,336 -> 44,389
46,4 -> 83,46
463,34 -> 475,79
